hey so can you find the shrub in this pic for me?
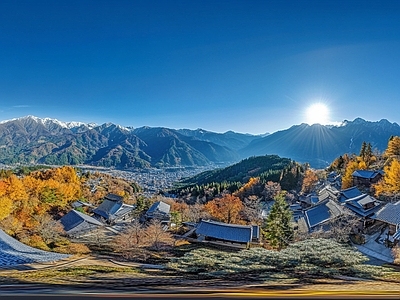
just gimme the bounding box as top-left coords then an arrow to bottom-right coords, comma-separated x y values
55,243 -> 91,255
168,238 -> 377,279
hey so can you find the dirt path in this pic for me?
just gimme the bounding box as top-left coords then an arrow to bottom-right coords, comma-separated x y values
2,254 -> 400,296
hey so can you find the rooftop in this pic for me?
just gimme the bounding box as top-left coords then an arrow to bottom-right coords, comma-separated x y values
195,219 -> 256,243
352,170 -> 383,179
372,201 -> 400,225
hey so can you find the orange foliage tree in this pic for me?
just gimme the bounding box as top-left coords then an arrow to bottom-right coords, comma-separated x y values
204,194 -> 244,224
301,169 -> 318,194
234,177 -> 263,200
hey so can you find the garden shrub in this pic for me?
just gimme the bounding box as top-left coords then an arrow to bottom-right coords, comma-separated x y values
168,238 -> 382,279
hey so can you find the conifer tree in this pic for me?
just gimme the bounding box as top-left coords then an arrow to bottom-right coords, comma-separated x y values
263,193 -> 293,250
360,141 -> 367,158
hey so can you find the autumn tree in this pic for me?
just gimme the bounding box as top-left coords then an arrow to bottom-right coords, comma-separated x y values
242,195 -> 263,225
261,181 -> 282,201
204,194 -> 244,224
374,158 -> 400,200
234,177 -> 263,200
301,169 -> 318,194
187,201 -> 210,223
342,159 -> 364,189
144,220 -> 175,251
32,214 -> 65,245
0,181 -> 13,221
263,193 -> 293,250
113,219 -> 147,260
385,136 -> 400,159
170,201 -> 190,225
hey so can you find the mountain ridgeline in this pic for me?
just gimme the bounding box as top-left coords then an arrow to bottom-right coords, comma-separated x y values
0,116 -> 255,168
0,116 -> 399,169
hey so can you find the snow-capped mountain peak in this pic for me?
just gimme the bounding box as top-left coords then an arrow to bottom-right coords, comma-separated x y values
0,115 -> 98,131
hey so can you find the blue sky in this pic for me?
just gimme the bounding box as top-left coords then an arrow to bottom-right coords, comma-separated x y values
0,1 -> 399,134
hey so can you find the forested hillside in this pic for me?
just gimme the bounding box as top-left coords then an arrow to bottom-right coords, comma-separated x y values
0,165 -> 140,252
169,155 -> 304,199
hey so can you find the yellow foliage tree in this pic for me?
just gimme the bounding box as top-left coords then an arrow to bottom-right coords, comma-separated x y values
342,160 -> 364,189
385,136 -> 400,159
374,158 -> 400,198
0,181 -> 12,221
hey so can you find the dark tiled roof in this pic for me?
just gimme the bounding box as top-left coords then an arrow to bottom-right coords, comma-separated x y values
195,220 -> 255,243
371,201 -> 400,225
104,193 -> 124,202
339,186 -> 362,203
310,196 -> 319,204
147,201 -> 170,215
93,200 -> 122,219
344,194 -> 382,217
304,199 -> 344,229
114,204 -> 134,219
59,210 -> 103,233
352,170 -> 383,179
92,193 -> 125,220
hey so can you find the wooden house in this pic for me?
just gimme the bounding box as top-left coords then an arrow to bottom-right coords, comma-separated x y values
59,209 -> 103,237
92,193 -> 134,224
303,199 -> 345,232
352,170 -> 383,188
371,201 -> 400,245
193,219 -> 260,249
142,201 -> 171,225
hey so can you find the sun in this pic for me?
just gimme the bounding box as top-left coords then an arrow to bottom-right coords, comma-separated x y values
306,103 -> 330,125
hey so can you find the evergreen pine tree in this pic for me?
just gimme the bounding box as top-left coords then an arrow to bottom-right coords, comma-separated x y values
263,193 -> 293,250
360,141 -> 367,158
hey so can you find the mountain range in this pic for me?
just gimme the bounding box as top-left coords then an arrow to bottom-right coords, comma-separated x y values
0,116 -> 399,169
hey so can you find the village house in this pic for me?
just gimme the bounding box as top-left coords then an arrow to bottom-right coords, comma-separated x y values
302,198 -> 345,232
352,170 -> 383,188
327,171 -> 342,189
192,219 -> 260,249
318,184 -> 340,202
59,209 -> 104,237
342,193 -> 382,229
371,201 -> 400,246
339,186 -> 363,203
343,194 -> 382,218
141,200 -> 171,225
92,193 -> 134,224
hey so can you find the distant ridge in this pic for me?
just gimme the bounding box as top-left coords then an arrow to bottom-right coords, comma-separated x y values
0,116 -> 399,169
0,116 -> 255,168
240,118 -> 400,168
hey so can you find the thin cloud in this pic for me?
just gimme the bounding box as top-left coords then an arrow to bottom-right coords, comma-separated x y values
13,105 -> 31,108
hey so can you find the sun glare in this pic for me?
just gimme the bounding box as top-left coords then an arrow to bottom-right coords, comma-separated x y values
306,103 -> 330,125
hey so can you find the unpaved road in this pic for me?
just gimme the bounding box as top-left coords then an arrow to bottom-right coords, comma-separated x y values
1,254 -> 400,299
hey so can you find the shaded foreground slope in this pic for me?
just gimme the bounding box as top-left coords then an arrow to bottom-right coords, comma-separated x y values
0,229 -> 70,268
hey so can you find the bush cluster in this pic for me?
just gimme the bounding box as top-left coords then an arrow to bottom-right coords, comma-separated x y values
168,238 -> 386,279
